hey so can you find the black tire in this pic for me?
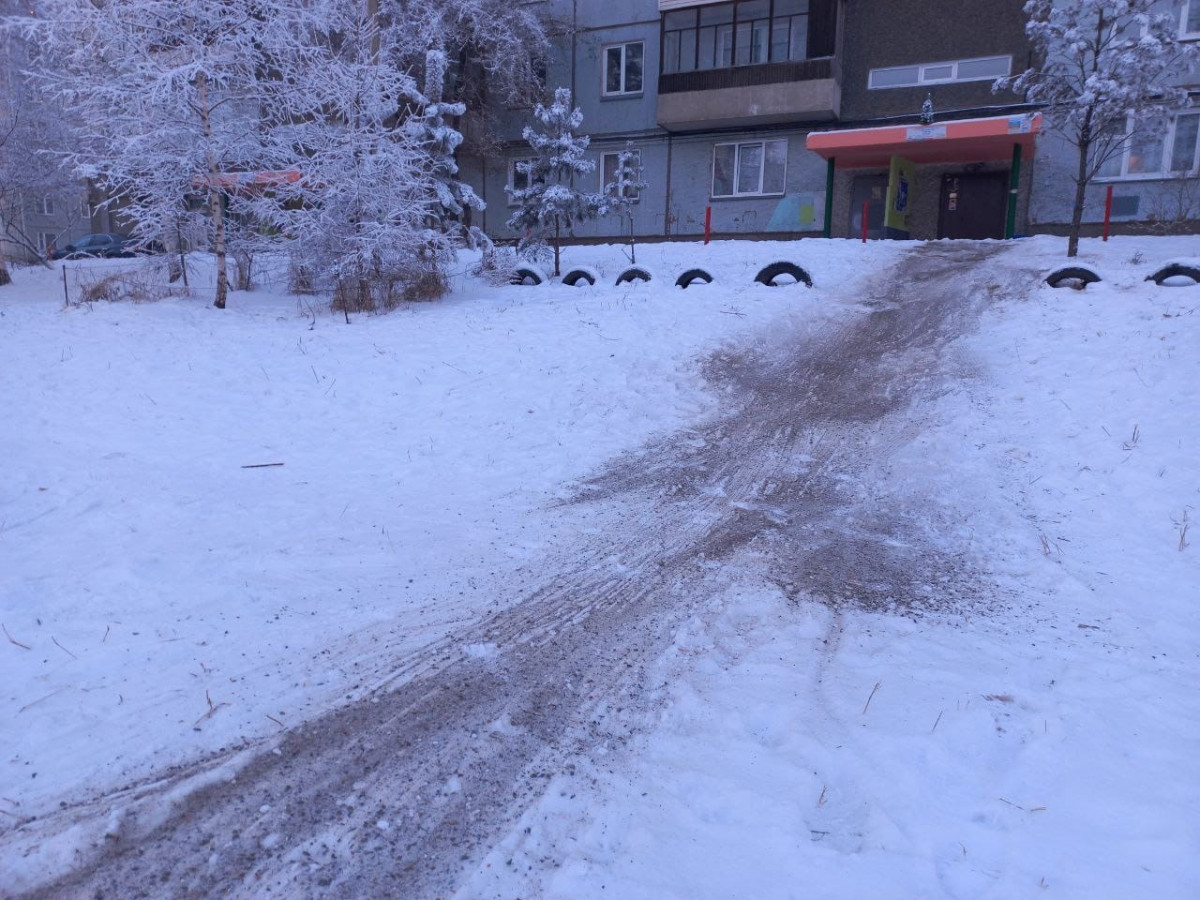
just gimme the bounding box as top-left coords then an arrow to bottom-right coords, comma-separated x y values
1146,264 -> 1200,286
510,267 -> 543,286
754,262 -> 812,287
561,269 -> 596,286
676,268 -> 713,289
615,267 -> 652,285
1045,266 -> 1101,288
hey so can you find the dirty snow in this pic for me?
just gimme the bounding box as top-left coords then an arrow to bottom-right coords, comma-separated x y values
2,236 -> 1198,898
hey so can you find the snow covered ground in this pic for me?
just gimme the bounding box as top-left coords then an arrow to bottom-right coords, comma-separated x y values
2,236 -> 1198,897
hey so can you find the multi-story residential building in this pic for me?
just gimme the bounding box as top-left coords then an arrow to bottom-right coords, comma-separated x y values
470,0 -> 1037,243
470,0 -> 1200,244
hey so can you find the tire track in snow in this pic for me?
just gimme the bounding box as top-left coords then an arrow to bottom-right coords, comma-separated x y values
9,242 -> 1023,899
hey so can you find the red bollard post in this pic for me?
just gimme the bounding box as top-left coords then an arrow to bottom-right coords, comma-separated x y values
1103,184 -> 1114,242
861,201 -> 869,243
704,206 -> 712,245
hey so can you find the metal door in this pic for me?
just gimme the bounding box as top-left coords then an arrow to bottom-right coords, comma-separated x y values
938,173 -> 1008,240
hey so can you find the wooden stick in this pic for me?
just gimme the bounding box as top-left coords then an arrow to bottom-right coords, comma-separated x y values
52,636 -> 77,659
862,681 -> 882,715
3,624 -> 30,650
240,462 -> 284,469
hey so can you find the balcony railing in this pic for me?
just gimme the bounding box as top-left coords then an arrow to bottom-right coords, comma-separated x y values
659,57 -> 833,95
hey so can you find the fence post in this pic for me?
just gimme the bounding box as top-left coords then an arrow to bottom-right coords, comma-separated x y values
861,201 -> 869,243
62,265 -> 69,307
704,206 -> 712,245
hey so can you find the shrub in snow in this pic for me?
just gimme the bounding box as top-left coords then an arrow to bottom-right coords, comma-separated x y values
996,0 -> 1199,257
506,88 -> 607,278
473,246 -> 521,287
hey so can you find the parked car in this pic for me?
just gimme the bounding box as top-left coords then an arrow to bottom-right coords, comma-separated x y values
50,233 -> 135,260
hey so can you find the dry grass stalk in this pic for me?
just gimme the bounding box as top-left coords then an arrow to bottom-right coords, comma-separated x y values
3,623 -> 31,650
192,689 -> 230,730
862,681 -> 882,715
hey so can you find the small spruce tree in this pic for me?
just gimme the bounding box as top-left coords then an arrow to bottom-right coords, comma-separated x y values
603,142 -> 647,265
407,49 -> 487,248
506,87 -> 606,277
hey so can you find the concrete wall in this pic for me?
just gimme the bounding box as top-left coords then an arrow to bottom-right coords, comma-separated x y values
1029,126 -> 1200,232
839,0 -> 1031,122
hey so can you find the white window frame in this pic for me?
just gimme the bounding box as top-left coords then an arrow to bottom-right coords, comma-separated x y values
39,196 -> 55,215
600,149 -> 642,202
37,232 -> 57,254
711,139 -> 787,199
1096,113 -> 1200,181
602,41 -> 645,97
868,55 -> 1012,90
1183,1 -> 1200,39
507,157 -> 538,204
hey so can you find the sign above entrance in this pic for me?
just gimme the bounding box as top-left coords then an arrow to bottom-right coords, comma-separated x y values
906,124 -> 948,142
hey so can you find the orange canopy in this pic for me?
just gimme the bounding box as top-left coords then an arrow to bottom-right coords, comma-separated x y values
807,113 -> 1041,169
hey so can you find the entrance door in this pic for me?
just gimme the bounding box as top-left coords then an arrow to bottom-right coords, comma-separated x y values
938,173 -> 1008,240
849,174 -> 888,239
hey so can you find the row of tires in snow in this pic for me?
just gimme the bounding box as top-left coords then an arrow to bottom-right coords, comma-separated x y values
1045,263 -> 1200,289
511,262 -> 814,289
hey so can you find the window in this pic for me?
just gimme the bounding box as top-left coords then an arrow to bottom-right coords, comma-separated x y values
508,158 -> 541,202
662,0 -> 810,76
601,150 -> 641,201
604,41 -> 644,95
38,232 -> 56,254
868,55 -> 1011,89
712,139 -> 787,197
1184,1 -> 1200,38
39,197 -> 55,215
1098,114 -> 1200,179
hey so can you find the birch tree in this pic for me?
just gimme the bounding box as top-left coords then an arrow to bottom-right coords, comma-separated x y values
23,0 -> 282,307
998,0 -> 1198,256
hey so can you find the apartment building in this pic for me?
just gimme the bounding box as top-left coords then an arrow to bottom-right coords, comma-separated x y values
472,0 -> 1036,242
472,0 -> 1200,243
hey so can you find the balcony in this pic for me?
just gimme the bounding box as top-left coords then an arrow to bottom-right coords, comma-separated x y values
657,58 -> 839,131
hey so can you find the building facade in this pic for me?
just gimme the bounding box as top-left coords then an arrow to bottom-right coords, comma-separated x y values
470,0 -> 1200,244
472,0 -> 1039,243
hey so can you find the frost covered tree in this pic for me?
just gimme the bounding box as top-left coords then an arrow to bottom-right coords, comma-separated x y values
0,2 -> 79,285
603,142 -> 647,265
21,0 -> 286,307
998,0 -> 1198,256
247,1 -> 448,317
506,88 -> 607,278
404,49 -> 486,248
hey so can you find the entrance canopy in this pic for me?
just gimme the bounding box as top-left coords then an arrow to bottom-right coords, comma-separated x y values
807,113 -> 1042,169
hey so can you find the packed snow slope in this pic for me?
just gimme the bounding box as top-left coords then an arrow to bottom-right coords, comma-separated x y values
1,237 -> 1197,898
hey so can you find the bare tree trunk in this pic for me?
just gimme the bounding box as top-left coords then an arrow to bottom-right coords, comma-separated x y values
1068,117 -> 1094,259
0,239 -> 11,287
553,217 -> 561,277
197,71 -> 230,309
628,213 -> 636,265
